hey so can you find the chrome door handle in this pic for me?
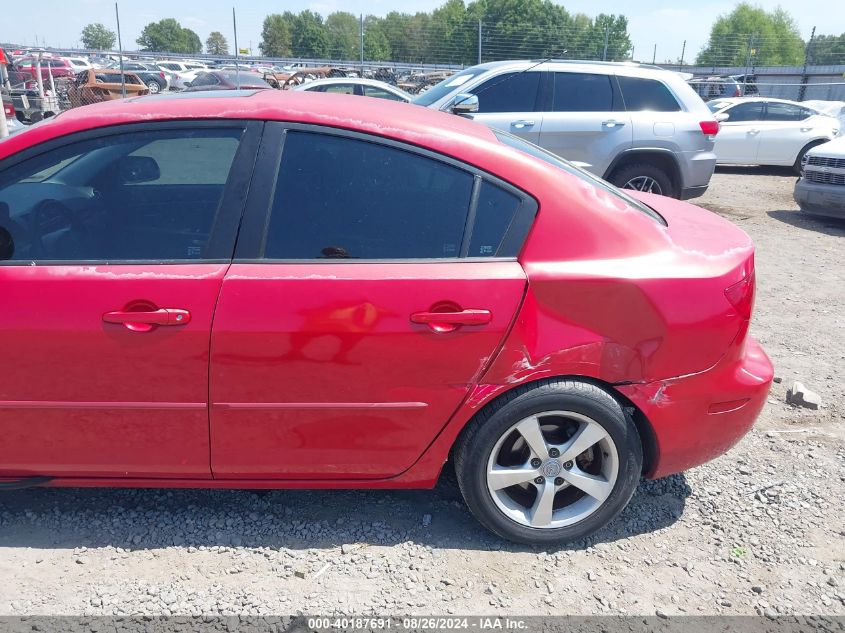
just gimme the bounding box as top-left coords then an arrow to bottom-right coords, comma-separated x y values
511,120 -> 535,129
748,129 -> 760,135
602,120 -> 626,129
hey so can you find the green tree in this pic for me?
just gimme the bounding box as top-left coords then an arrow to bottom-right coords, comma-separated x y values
590,14 -> 631,61
363,16 -> 391,61
326,12 -> 359,60
206,31 -> 229,55
81,23 -> 116,50
810,34 -> 845,65
696,3 -> 805,66
259,14 -> 293,57
292,10 -> 331,58
136,18 -> 202,53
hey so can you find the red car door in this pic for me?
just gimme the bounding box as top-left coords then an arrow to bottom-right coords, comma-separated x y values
0,122 -> 260,478
210,125 -> 535,479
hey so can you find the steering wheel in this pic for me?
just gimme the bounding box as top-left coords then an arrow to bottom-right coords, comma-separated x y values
31,198 -> 90,260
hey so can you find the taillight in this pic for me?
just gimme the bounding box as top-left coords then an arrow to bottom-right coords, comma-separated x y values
160,72 -> 165,78
700,120 -> 720,136
3,102 -> 14,118
725,271 -> 755,320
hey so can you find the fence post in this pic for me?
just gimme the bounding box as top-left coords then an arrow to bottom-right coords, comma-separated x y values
798,26 -> 816,102
115,2 -> 126,99
360,14 -> 365,74
651,44 -> 656,64
602,23 -> 610,61
679,40 -> 686,71
478,20 -> 482,65
742,34 -> 754,96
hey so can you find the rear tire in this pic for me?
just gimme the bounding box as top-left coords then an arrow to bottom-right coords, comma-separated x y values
610,163 -> 675,198
454,379 -> 642,545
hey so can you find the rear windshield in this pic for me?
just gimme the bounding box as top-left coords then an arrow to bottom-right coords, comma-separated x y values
411,68 -> 488,107
494,130 -> 666,225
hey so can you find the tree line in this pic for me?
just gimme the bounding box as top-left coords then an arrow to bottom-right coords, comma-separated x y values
76,1 -> 845,68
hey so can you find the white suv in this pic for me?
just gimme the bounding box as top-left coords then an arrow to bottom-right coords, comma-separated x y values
413,60 -> 719,200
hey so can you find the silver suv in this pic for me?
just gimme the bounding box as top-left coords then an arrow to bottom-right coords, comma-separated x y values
413,60 -> 718,200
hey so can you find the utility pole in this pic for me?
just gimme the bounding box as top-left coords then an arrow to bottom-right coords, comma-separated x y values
652,44 -> 657,64
742,34 -> 754,96
115,2 -> 126,98
478,20 -> 483,64
602,23 -> 610,61
798,26 -> 816,102
679,40 -> 686,70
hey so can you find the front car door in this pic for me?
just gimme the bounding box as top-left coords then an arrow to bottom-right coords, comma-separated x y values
714,101 -> 765,163
209,125 -> 534,479
466,71 -> 544,145
0,121 -> 260,478
538,71 -> 631,174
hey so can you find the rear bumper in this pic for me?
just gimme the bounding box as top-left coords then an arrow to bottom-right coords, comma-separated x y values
794,178 -> 845,219
679,184 -> 709,200
618,335 -> 773,479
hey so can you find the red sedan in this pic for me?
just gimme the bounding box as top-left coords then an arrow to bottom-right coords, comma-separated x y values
0,90 -> 772,544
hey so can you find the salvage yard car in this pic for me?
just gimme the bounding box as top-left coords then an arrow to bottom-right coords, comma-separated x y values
794,136 -> 845,219
710,97 -> 839,173
292,77 -> 412,102
414,60 -> 720,200
66,69 -> 148,107
0,91 -> 772,544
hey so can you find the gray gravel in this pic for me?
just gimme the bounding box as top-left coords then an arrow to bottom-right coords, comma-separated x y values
0,167 -> 843,617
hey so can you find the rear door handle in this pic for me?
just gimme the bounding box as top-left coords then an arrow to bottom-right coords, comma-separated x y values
103,308 -> 191,332
410,309 -> 492,333
602,120 -> 626,129
748,129 -> 760,135
511,120 -> 535,129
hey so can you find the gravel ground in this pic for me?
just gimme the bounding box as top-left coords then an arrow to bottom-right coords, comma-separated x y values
0,167 -> 843,618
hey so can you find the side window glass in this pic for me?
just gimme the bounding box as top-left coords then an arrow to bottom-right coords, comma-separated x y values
724,103 -> 764,123
617,76 -> 681,112
468,182 -> 523,257
0,128 -> 243,263
263,132 -> 474,259
364,86 -> 404,101
552,73 -> 614,112
324,84 -> 355,95
764,103 -> 803,121
472,72 -> 540,113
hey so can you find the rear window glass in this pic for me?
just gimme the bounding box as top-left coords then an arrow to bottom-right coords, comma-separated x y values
552,73 -> 615,112
494,130 -> 666,225
618,76 -> 681,112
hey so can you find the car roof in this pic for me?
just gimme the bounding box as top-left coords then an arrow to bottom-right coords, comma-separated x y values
712,97 -> 820,109
0,90 -> 498,159
469,59 -> 678,79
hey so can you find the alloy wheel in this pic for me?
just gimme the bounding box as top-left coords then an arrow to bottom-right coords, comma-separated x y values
622,176 -> 663,194
485,411 -> 619,529
147,81 -> 161,94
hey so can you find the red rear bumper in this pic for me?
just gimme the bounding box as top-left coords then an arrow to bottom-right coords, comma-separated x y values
618,335 -> 773,479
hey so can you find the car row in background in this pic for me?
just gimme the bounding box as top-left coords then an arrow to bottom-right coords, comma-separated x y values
292,78 -> 412,102
707,97 -> 840,173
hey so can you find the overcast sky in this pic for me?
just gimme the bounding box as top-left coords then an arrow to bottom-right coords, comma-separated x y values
3,0 -> 843,63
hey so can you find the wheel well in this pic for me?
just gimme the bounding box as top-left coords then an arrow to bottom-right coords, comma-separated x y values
449,376 -> 658,477
606,152 -> 681,193
795,138 -> 829,163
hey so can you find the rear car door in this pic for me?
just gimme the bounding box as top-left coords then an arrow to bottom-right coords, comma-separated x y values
714,102 -> 765,163
209,125 -> 534,479
467,71 -> 543,144
616,75 -> 688,162
0,121 -> 260,478
756,103 -> 818,164
539,72 -> 631,173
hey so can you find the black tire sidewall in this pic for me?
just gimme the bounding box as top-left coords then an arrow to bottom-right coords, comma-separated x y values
611,163 -> 675,198
457,383 -> 642,546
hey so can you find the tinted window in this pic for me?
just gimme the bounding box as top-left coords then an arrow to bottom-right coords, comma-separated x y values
468,182 -> 522,257
264,132 -> 474,259
618,76 -> 681,112
764,103 -> 809,121
323,84 -> 355,94
552,73 -> 614,112
410,67 -> 488,107
0,129 -> 242,262
364,85 -> 406,101
472,72 -> 540,113
724,102 -> 764,122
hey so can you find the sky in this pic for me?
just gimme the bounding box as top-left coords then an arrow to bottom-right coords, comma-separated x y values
2,0 -> 844,64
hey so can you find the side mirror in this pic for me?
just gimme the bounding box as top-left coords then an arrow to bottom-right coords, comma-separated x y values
715,111 -> 730,122
451,93 -> 479,115
118,155 -> 160,184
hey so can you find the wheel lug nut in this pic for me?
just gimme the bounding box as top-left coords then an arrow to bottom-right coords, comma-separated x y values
554,477 -> 564,486
534,477 -> 544,485
530,458 -> 542,468
548,448 -> 560,458
563,461 -> 574,470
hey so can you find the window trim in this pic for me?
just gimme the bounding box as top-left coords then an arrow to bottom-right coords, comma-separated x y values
233,122 -> 538,264
0,120 -> 263,266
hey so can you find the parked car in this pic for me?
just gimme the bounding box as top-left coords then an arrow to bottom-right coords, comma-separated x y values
107,62 -> 169,93
1,90 -> 22,136
66,57 -> 94,73
293,77 -> 412,102
183,70 -> 272,92
413,60 -> 719,200
0,90 -> 772,544
66,69 -> 148,107
802,100 -> 845,128
688,75 -> 757,101
156,61 -> 207,90
14,56 -> 74,81
709,98 -> 839,173
794,136 -> 845,219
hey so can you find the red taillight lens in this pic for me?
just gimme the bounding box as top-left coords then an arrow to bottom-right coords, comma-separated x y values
160,72 -> 165,78
725,271 -> 755,320
700,120 -> 720,136
3,102 -> 13,118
